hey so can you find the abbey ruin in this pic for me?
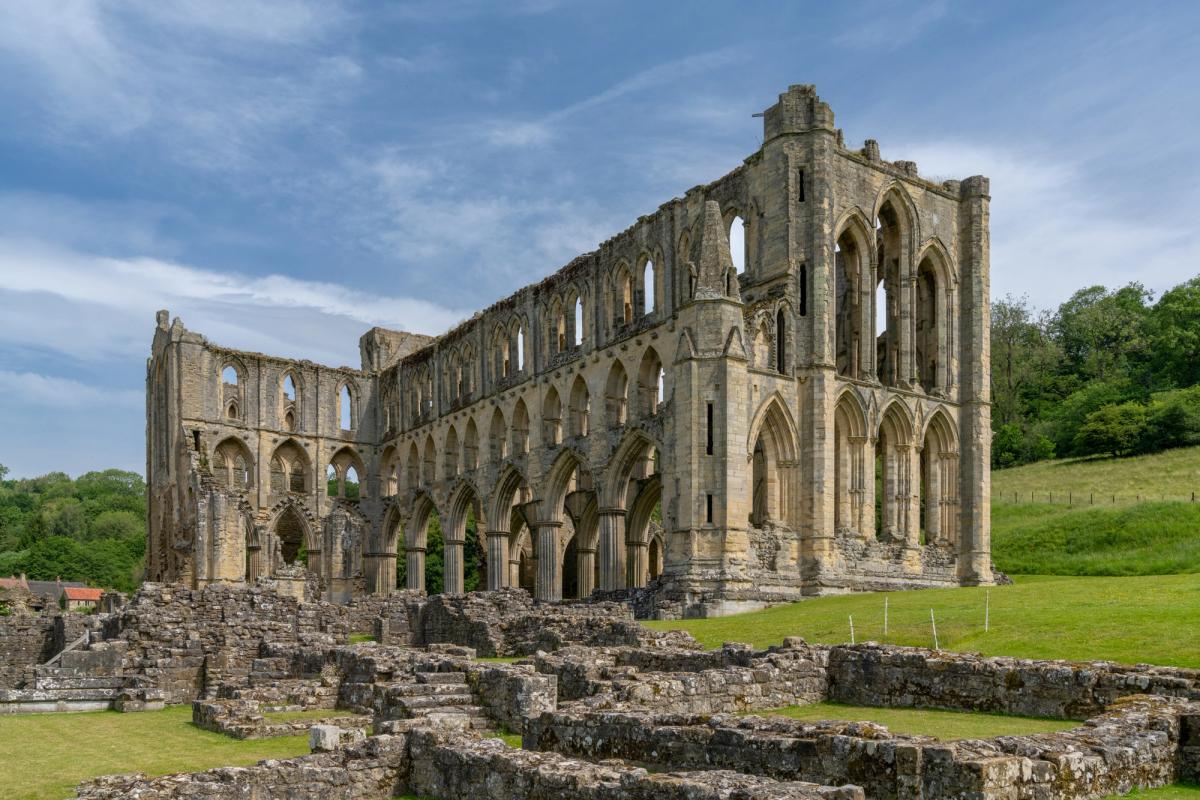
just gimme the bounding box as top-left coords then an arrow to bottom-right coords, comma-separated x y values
146,84 -> 995,616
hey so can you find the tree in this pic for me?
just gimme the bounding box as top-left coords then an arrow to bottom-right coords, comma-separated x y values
1145,277 -> 1200,389
1050,283 -> 1152,383
991,294 -> 1059,428
1073,402 -> 1148,456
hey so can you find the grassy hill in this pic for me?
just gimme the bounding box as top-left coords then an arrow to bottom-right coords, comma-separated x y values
645,574 -> 1200,668
992,445 -> 1200,502
991,446 -> 1200,576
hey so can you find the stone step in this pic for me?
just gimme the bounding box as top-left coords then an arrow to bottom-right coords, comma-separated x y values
415,672 -> 467,685
411,706 -> 493,730
388,682 -> 474,698
34,676 -> 128,690
394,693 -> 475,711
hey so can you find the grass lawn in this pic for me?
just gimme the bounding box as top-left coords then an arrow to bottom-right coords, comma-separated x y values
992,445 -> 1200,501
0,706 -> 309,800
760,702 -> 1077,739
644,574 -> 1200,667
992,502 -> 1200,575
1117,787 -> 1200,800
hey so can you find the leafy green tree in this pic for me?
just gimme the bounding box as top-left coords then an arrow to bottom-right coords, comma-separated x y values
1073,402 -> 1148,456
1145,277 -> 1200,389
991,294 -> 1059,428
90,510 -> 144,541
1051,283 -> 1152,383
1142,386 -> 1200,451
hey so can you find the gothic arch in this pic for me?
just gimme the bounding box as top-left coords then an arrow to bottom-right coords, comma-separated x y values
211,436 -> 254,489
834,389 -> 871,536
872,181 -> 921,248
602,428 -> 661,509
877,399 -> 917,544
746,394 -> 799,528
269,439 -> 311,494
920,407 -> 960,548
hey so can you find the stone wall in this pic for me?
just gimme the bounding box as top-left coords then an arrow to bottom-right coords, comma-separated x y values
74,734 -> 410,799
103,582 -> 350,703
416,589 -> 695,656
534,639 -> 827,711
825,644 -> 1200,719
0,612 -> 57,688
528,696 -> 1199,800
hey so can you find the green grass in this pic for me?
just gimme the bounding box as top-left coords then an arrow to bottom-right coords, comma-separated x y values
348,633 -> 377,644
761,702 -> 1077,739
1113,787 -> 1200,800
645,574 -> 1200,667
475,656 -> 522,664
993,445 -> 1200,501
992,502 -> 1200,575
0,706 -> 309,800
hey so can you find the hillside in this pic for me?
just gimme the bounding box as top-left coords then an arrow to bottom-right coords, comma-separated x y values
992,445 -> 1200,502
990,446 -> 1200,576
645,574 -> 1200,668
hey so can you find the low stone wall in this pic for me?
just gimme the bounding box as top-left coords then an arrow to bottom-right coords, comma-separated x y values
528,696 -> 1199,800
535,639 -> 827,712
73,733 -> 410,799
192,698 -> 370,740
826,644 -> 1200,718
405,729 -> 863,800
0,612 -> 57,688
464,662 -> 556,734
417,589 -> 695,656
103,582 -> 351,703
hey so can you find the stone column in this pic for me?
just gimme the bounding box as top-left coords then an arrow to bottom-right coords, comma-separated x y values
406,546 -> 425,591
925,454 -> 942,545
372,551 -> 397,595
443,537 -> 464,595
958,176 -> 993,583
835,431 -> 851,531
860,437 -> 877,538
902,444 -> 920,550
576,546 -> 596,597
534,522 -> 562,601
597,508 -> 626,590
626,540 -> 648,589
485,530 -> 509,590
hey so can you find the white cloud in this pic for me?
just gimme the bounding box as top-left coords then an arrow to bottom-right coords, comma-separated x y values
0,370 -> 141,410
896,141 -> 1200,307
483,47 -> 746,149
0,1 -> 360,168
0,237 -> 470,366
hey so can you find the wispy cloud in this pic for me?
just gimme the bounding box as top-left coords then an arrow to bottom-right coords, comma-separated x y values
834,0 -> 950,49
484,47 -> 746,148
897,141 -> 1200,305
0,237 -> 470,366
0,370 -> 141,410
0,1 -> 360,169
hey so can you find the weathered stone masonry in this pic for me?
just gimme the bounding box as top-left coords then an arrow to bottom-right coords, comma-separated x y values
146,83 -> 996,616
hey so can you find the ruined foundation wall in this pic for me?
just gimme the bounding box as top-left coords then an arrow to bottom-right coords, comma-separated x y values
825,644 -> 1200,719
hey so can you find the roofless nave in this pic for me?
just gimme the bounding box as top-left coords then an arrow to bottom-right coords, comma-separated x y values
146,84 -> 996,618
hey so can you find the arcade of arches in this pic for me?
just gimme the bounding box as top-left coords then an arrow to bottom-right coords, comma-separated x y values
146,84 -> 993,616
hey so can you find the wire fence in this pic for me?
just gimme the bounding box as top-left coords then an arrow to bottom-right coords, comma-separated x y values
992,490 -> 1198,506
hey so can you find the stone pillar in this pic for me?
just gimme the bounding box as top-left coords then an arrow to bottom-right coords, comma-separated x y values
902,445 -> 920,550
508,552 -> 521,589
443,537 -> 464,595
861,437 -> 877,538
597,508 -> 626,590
925,454 -> 942,545
486,530 -> 509,590
406,546 -> 425,591
371,551 -> 397,595
957,175 -> 993,584
626,540 -> 648,589
534,522 -> 562,601
835,430 -> 851,531
576,546 -> 596,597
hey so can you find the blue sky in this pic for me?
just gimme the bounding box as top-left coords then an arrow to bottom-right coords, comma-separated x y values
0,0 -> 1197,478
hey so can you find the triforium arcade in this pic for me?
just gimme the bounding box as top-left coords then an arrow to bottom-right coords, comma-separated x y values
146,84 -> 995,617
